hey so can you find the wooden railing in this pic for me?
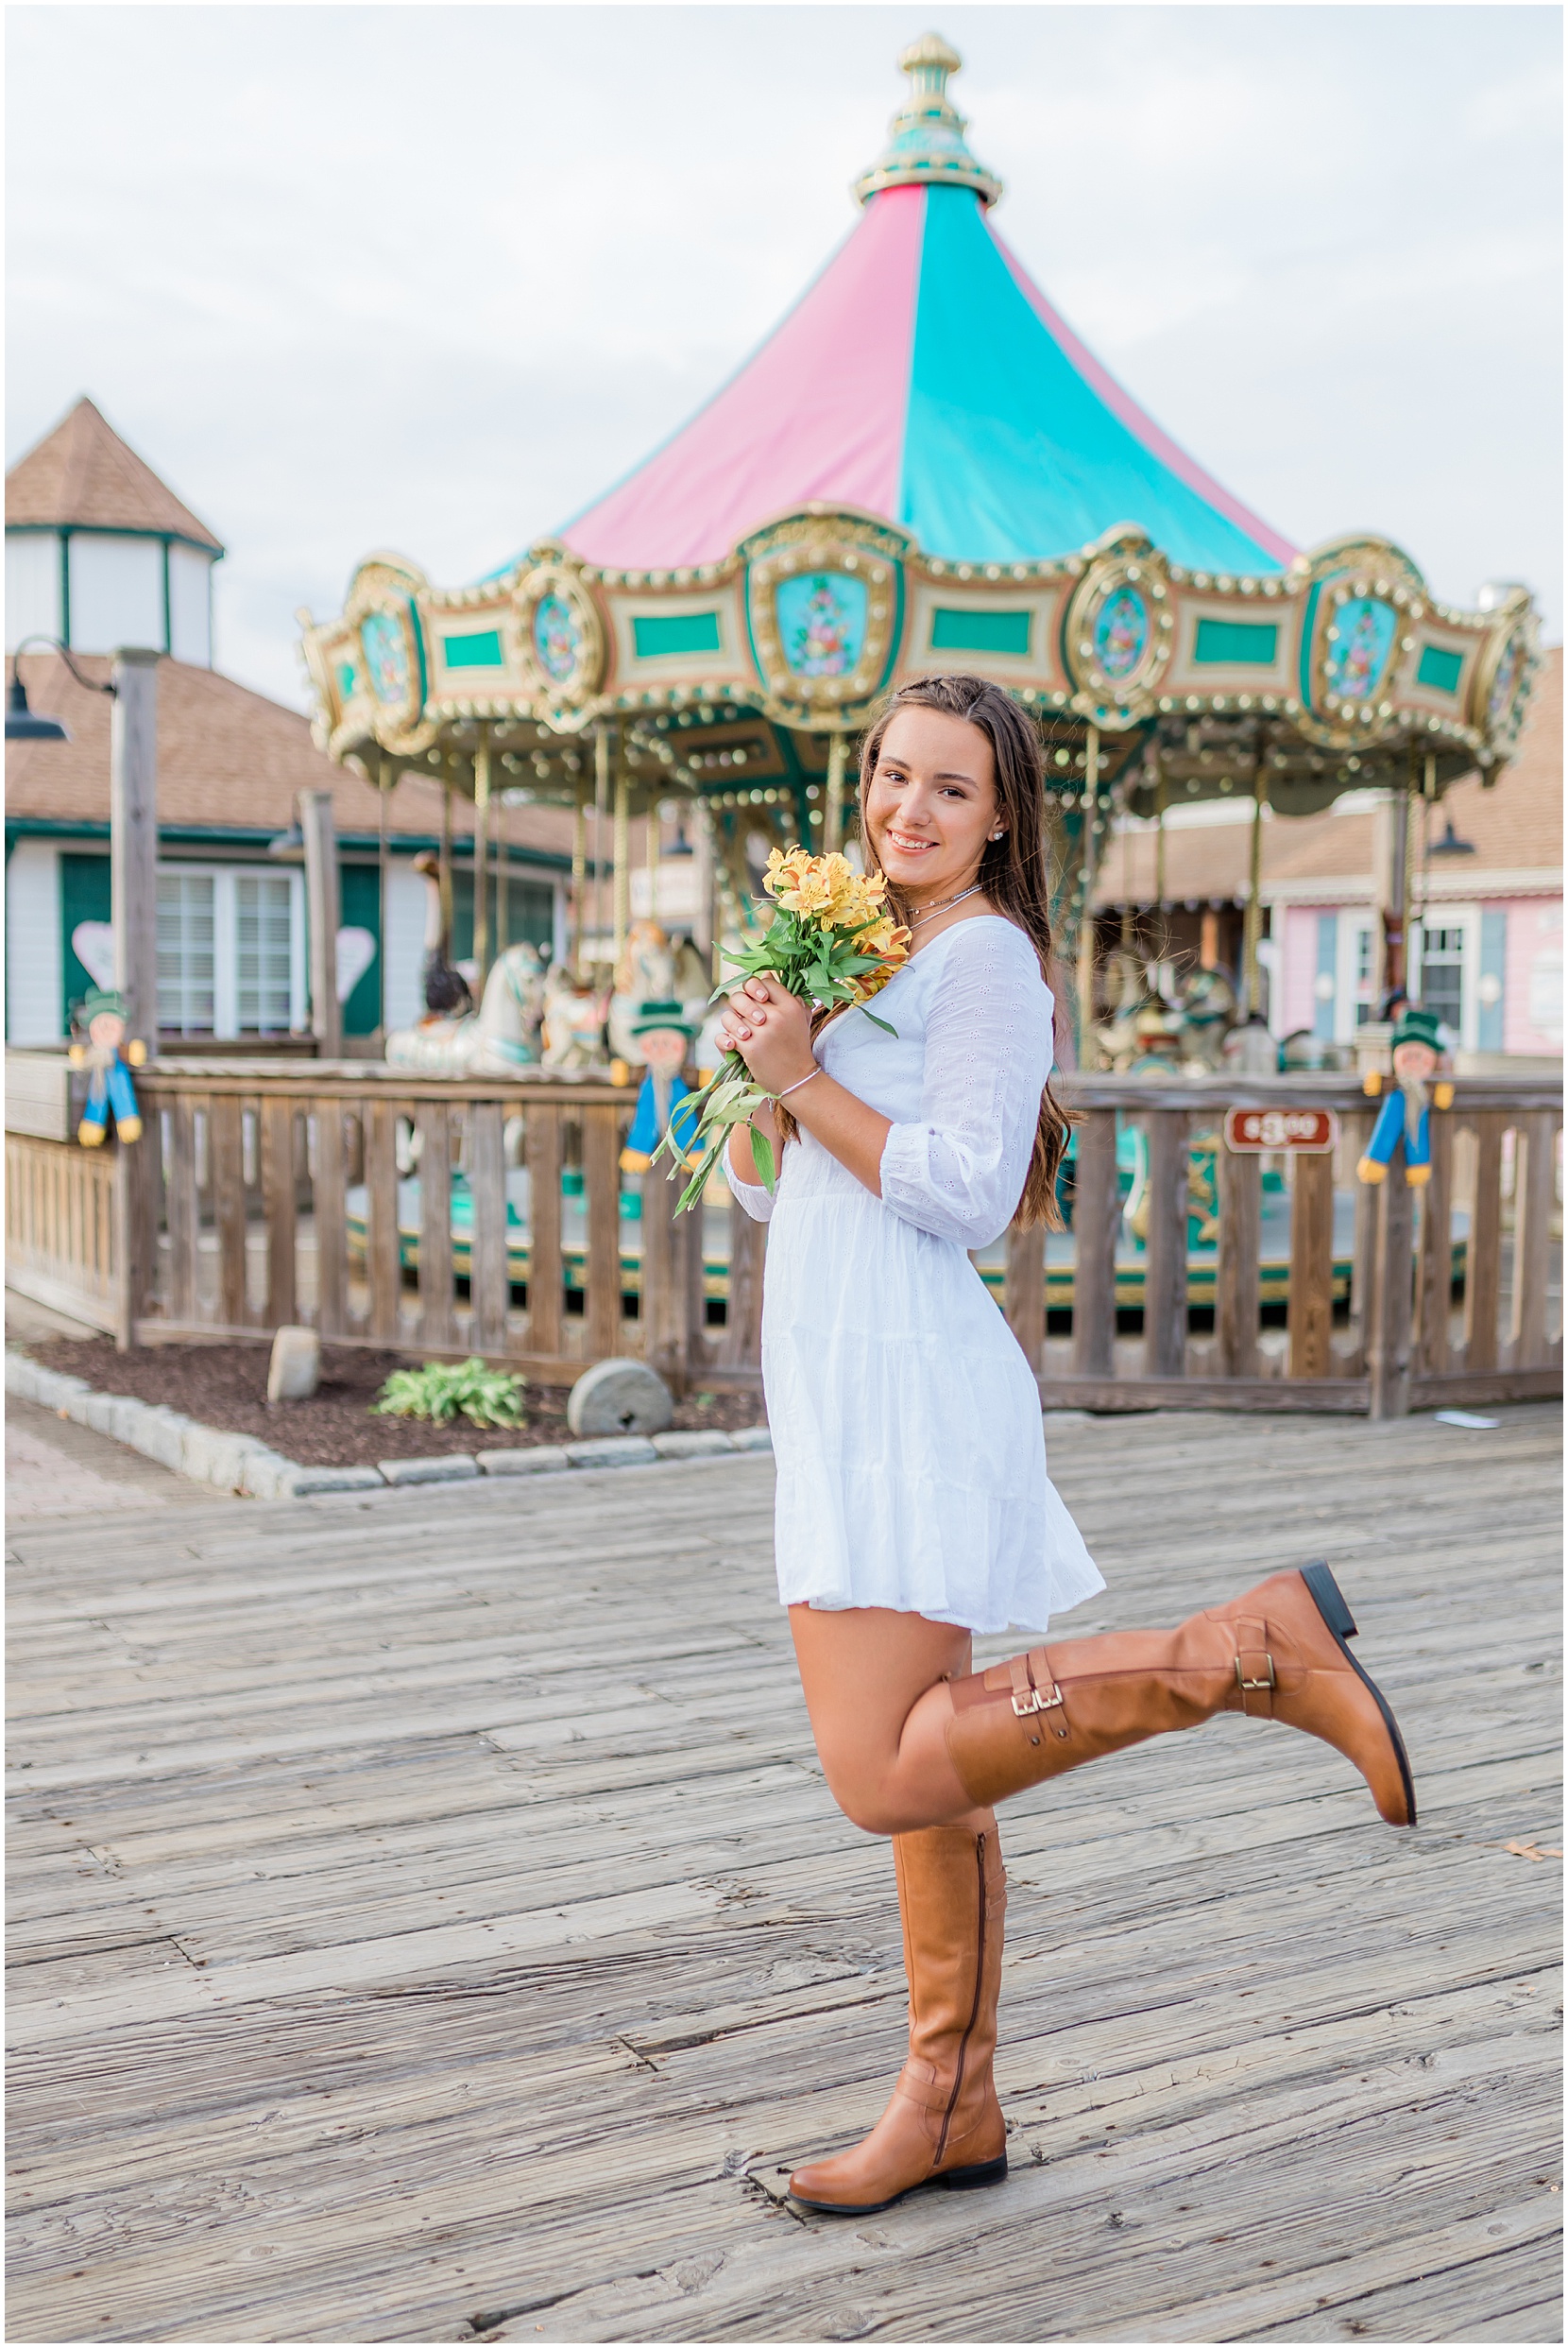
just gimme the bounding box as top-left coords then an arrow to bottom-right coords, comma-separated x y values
1005,1073 -> 1562,1416
6,1054 -> 1559,1416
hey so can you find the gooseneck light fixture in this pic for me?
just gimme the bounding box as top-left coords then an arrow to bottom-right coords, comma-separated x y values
5,635 -> 117,742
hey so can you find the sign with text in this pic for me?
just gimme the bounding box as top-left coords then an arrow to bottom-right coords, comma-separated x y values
1223,1105 -> 1339,1154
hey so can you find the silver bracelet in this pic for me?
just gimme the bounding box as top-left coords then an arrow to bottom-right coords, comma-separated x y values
775,1067 -> 822,1102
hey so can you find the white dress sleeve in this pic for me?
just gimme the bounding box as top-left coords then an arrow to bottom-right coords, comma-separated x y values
878,921 -> 1052,1249
722,1134 -> 775,1223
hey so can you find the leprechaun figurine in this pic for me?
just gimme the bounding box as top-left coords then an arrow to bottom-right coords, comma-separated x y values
1356,1003 -> 1454,1188
619,1000 -> 701,1174
69,986 -> 147,1147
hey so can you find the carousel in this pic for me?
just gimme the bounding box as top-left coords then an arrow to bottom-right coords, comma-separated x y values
300,32 -> 1541,1058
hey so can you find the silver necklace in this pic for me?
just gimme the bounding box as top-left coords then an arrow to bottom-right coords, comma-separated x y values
906,881 -> 984,932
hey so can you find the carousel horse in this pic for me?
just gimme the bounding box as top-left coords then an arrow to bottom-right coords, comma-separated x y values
385,937 -> 550,1075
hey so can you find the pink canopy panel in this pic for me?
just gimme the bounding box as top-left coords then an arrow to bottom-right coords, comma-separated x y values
559,181 -> 1294,576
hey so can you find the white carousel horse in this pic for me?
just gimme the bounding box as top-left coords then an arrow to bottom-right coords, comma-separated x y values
385,939 -> 551,1076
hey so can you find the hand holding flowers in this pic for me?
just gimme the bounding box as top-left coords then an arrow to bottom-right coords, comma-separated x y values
654,847 -> 910,1211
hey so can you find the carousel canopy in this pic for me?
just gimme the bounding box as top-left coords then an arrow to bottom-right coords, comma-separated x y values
301,32 -> 1540,843
560,158 -> 1293,577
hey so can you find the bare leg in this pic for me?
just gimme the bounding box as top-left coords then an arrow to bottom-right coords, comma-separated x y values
789,1604 -> 982,1836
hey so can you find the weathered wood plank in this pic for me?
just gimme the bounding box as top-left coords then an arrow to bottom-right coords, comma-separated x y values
6,1405 -> 1559,2347
261,1095 -> 297,1329
364,1098 -> 401,1345
1510,1108 -> 1559,1370
524,1103 -> 563,1359
416,1101 -> 453,1351
1414,1100 -> 1455,1379
1142,1107 -> 1190,1380
466,1099 -> 508,1356
582,1102 -> 622,1363
1287,1147 -> 1335,1380
312,1098 -> 349,1340
208,1092 -> 247,1329
165,1094 -> 198,1328
1216,1141 -> 1261,1379
1069,1105 -> 1119,1380
1464,1110 -> 1506,1374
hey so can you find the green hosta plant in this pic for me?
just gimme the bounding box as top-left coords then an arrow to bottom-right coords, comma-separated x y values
371,1357 -> 526,1431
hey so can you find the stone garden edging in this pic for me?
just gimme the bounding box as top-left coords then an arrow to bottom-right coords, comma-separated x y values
5,1349 -> 771,1500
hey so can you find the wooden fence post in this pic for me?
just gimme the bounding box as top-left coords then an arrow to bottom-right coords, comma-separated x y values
1143,1109 -> 1190,1380
1216,1145 -> 1261,1378
1367,1140 -> 1414,1418
1070,1107 -> 1118,1379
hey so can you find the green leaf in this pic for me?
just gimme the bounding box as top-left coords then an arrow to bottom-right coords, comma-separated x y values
860,1008 -> 898,1037
750,1126 -> 777,1196
371,1356 -> 527,1430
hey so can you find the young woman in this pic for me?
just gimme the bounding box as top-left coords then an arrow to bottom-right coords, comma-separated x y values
719,673 -> 1415,2218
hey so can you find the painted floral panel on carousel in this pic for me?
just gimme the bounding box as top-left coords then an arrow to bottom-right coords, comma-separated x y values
775,572 -> 868,679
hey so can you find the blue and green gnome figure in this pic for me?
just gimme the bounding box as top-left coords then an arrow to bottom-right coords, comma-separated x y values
1357,1003 -> 1454,1188
619,1001 -> 701,1174
69,987 -> 147,1148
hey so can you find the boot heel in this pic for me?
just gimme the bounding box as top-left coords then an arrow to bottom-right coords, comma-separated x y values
940,2154 -> 1008,2191
1302,1560 -> 1357,1641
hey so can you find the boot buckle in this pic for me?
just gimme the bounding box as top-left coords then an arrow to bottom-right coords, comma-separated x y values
1012,1682 -> 1064,1718
1235,1653 -> 1276,1693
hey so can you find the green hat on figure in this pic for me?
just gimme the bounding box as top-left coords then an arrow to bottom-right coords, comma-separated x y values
77,986 -> 129,1024
630,998 -> 698,1040
1392,1003 -> 1444,1054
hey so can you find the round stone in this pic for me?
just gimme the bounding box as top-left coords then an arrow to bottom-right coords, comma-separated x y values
567,1357 -> 673,1439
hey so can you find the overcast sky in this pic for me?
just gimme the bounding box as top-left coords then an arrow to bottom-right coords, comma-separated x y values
9,4 -> 1561,709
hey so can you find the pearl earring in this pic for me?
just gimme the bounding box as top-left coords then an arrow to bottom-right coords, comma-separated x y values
990,830 -> 1005,840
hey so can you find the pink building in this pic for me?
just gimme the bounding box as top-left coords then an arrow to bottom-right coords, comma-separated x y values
1263,648 -> 1561,1065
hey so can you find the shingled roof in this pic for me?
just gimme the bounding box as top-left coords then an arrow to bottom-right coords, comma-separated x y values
5,398 -> 224,553
3,651 -> 576,865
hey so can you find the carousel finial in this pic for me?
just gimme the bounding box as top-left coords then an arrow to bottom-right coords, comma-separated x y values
852,32 -> 1003,211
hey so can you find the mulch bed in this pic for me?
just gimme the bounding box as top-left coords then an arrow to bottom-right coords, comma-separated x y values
20,1338 -> 765,1468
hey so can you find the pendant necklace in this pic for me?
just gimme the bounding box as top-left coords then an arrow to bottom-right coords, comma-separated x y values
906,881 -> 984,933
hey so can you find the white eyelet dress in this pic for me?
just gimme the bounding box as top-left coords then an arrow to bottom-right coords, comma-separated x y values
724,916 -> 1104,1635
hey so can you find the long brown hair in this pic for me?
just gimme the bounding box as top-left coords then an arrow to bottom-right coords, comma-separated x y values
779,672 -> 1072,1228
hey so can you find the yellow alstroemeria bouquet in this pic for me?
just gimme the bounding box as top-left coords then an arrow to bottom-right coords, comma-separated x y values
655,846 -> 910,1212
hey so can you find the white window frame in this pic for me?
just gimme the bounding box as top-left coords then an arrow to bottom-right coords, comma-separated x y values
1334,911 -> 1378,1042
1410,904 -> 1480,1053
157,863 -> 306,1039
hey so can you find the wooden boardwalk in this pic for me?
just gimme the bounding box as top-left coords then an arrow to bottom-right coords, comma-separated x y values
7,1405 -> 1562,2344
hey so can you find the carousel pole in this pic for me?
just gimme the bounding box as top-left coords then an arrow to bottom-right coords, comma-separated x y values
612,748 -> 631,961
1381,757 -> 1411,1010
377,752 -> 392,1037
1152,752 -> 1167,975
592,720 -> 612,977
825,730 -> 847,854
472,723 -> 491,986
1241,733 -> 1267,1018
570,781 -> 588,977
494,777 -> 508,956
1075,725 -> 1100,1059
439,754 -> 455,963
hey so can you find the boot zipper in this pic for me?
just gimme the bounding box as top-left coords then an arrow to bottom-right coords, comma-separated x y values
934,1832 -> 988,2167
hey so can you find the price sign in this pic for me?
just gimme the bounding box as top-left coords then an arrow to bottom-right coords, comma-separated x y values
1223,1105 -> 1338,1154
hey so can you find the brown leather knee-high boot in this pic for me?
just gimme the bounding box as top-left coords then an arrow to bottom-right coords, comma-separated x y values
946,1562 -> 1416,1827
788,1824 -> 1009,2214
